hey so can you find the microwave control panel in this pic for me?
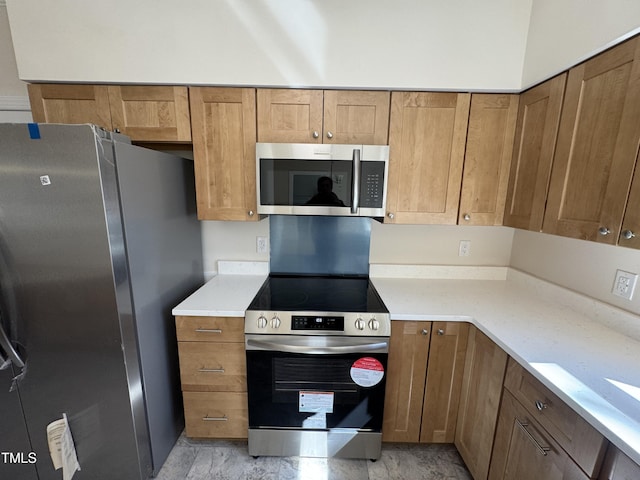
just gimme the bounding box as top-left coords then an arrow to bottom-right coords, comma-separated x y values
359,162 -> 385,208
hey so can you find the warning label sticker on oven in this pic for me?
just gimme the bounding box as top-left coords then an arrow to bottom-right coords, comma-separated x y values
299,391 -> 334,413
350,357 -> 384,387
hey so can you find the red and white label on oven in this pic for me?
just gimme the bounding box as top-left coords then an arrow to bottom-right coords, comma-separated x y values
299,391 -> 334,413
350,357 -> 384,387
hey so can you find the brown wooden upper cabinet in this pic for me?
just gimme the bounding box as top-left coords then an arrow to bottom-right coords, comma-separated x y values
459,94 -> 519,226
386,92 -> 471,224
543,37 -> 640,243
257,89 -> 390,144
28,84 -> 192,142
189,87 -> 258,221
619,149 -> 640,249
503,74 -> 566,231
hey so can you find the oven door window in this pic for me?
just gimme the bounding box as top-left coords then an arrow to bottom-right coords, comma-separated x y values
246,350 -> 387,431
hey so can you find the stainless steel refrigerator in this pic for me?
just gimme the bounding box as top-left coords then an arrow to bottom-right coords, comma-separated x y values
0,124 -> 203,479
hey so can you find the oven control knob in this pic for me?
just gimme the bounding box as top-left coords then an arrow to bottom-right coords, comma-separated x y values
355,318 -> 365,330
270,315 -> 281,329
368,318 -> 380,331
257,315 -> 268,329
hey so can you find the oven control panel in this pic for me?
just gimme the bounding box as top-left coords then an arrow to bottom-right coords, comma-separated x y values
245,311 -> 390,336
292,315 -> 344,331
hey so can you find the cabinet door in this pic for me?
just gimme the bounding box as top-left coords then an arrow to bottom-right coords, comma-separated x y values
382,320 -> 431,442
108,85 -> 191,142
503,74 -> 566,231
190,87 -> 258,221
420,322 -> 469,443
543,37 -> 640,243
599,445 -> 640,480
28,83 -> 112,129
504,359 -> 607,477
323,90 -> 390,144
257,88 -> 323,143
618,147 -> 640,249
386,92 -> 470,224
489,391 -> 590,480
455,326 -> 508,480
459,94 -> 519,225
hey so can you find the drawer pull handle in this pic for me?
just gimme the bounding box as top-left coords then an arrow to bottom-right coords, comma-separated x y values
516,419 -> 550,456
199,367 -> 225,373
535,400 -> 548,411
202,415 -> 228,422
421,329 -> 429,336
195,328 -> 223,333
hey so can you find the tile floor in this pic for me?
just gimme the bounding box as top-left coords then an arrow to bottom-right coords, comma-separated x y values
156,435 -> 473,480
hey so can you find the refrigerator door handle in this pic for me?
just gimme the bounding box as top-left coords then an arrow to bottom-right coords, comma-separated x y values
0,320 -> 25,369
0,349 -> 9,370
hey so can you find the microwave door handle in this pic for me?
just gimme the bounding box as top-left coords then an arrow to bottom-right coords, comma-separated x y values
351,148 -> 361,214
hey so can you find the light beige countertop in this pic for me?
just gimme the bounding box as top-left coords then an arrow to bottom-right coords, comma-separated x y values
172,264 -> 640,465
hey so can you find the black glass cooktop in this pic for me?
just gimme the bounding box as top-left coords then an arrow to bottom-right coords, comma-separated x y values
247,275 -> 388,313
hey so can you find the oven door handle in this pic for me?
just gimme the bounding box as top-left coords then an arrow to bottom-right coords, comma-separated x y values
245,338 -> 388,354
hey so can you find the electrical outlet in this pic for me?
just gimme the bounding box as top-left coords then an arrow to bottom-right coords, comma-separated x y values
256,236 -> 268,254
612,269 -> 638,300
459,240 -> 471,257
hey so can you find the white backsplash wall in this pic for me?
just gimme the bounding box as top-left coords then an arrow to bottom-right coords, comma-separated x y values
202,219 -> 515,278
370,223 -> 514,266
201,219 -> 271,278
510,229 -> 640,315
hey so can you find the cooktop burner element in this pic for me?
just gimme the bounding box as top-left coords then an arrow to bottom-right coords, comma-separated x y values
245,275 -> 390,337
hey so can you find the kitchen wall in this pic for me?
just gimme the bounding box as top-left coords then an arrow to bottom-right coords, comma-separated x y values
0,4 -> 30,122
511,230 -> 640,316
6,0 -> 530,91
522,0 -> 640,88
201,219 -> 515,278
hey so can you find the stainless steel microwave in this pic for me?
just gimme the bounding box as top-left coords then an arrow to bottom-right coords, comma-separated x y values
256,142 -> 389,217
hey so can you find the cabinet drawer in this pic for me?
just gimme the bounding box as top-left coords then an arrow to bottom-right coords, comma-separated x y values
178,342 -> 246,392
489,390 -> 590,480
504,359 -> 607,476
183,391 -> 248,439
176,316 -> 244,342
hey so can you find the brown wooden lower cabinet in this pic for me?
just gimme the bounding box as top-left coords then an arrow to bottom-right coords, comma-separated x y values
176,316 -> 248,438
503,359 -> 607,477
382,320 -> 468,443
183,391 -> 248,438
489,390 -> 590,480
455,326 -> 509,480
599,445 -> 640,480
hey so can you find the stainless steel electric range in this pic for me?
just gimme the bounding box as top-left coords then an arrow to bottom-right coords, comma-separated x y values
244,215 -> 390,460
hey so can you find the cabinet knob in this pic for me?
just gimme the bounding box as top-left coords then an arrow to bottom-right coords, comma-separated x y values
462,213 -> 471,221
421,329 -> 429,336
535,400 -> 548,411
437,329 -> 445,336
248,210 -> 255,217
621,229 -> 636,240
113,128 -> 121,133
326,131 -> 334,139
312,131 -> 320,139
598,226 -> 610,236
387,213 -> 394,219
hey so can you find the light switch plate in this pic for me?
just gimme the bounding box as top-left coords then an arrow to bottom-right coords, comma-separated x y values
612,270 -> 638,300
